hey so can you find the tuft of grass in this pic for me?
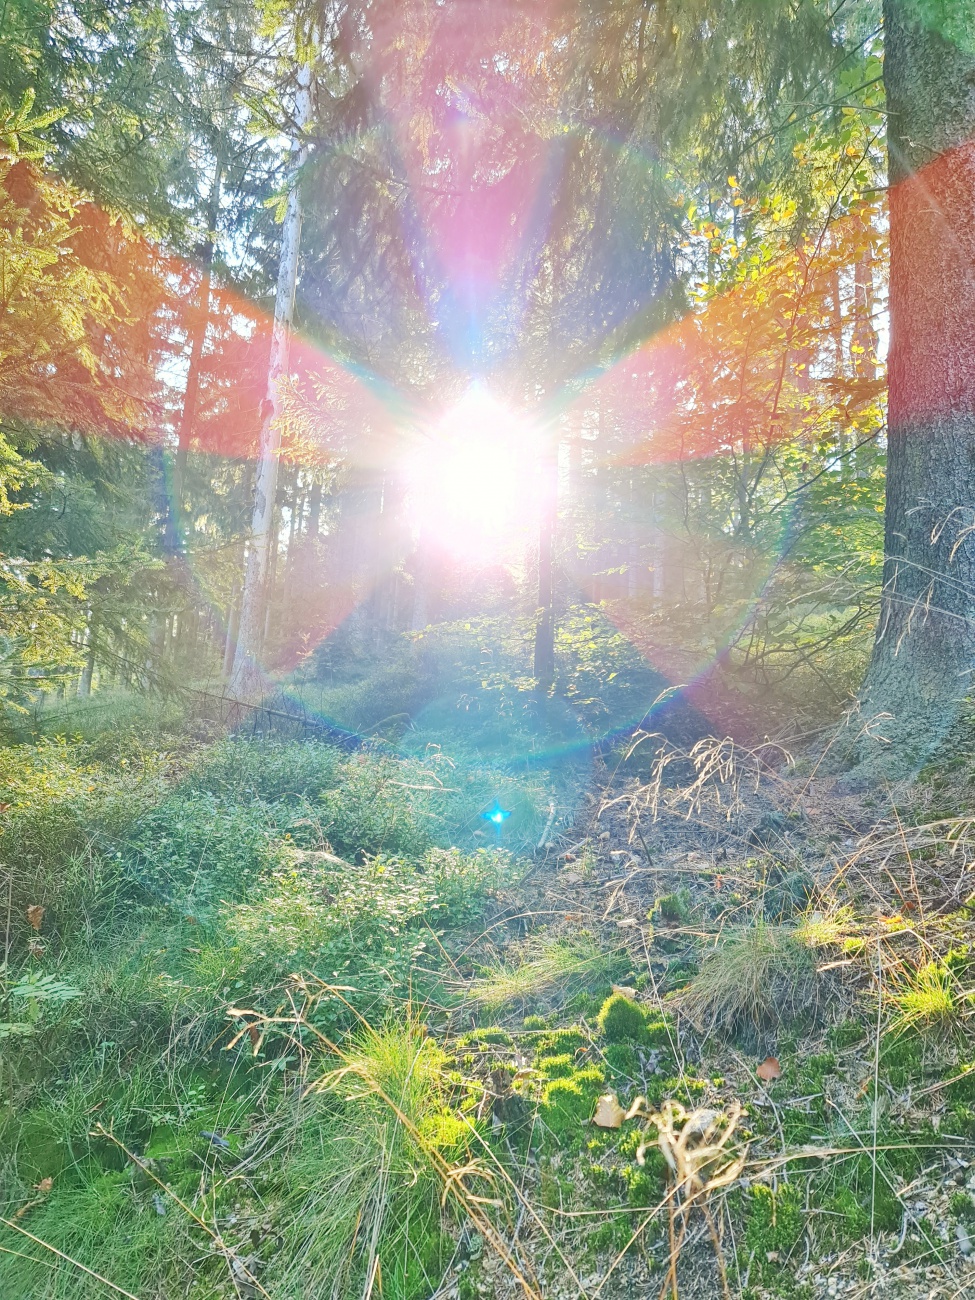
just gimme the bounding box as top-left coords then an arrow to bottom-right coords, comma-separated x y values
273,1020 -> 474,1300
888,958 -> 968,1033
467,933 -> 621,1010
682,921 -> 817,1038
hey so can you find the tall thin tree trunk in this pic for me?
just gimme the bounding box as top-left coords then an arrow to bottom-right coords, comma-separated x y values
78,613 -> 95,698
229,62 -> 314,701
851,1 -> 975,771
223,582 -> 241,679
307,479 -> 322,539
533,436 -> 558,690
171,148 -> 224,547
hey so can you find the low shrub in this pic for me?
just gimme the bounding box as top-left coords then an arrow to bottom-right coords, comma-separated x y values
186,737 -> 342,803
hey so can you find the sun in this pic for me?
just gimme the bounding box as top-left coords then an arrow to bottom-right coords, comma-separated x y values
404,385 -> 540,559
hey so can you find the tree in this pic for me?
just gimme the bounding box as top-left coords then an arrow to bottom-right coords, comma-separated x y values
851,0 -> 975,771
229,57 -> 314,700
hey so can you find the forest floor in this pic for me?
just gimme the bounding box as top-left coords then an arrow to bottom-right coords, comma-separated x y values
470,747 -> 975,1300
2,694 -> 975,1300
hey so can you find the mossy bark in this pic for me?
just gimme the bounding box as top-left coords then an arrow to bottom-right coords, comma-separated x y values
850,2 -> 975,773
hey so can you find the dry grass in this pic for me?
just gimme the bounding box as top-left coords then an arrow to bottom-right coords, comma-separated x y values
681,922 -> 818,1038
465,931 -> 619,1010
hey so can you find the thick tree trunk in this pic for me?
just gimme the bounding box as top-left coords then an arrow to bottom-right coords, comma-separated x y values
852,2 -> 975,771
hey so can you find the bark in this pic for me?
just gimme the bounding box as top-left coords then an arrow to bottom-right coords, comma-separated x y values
851,1 -> 975,771
77,615 -> 95,698
307,479 -> 322,539
533,435 -> 558,689
222,582 -> 241,679
172,149 -> 223,532
229,64 -> 313,701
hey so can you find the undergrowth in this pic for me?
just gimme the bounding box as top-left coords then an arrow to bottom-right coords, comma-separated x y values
2,694 -> 975,1298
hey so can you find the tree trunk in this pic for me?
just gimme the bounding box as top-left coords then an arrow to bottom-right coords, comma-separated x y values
170,147 -> 224,553
229,63 -> 313,701
533,438 -> 558,690
851,1 -> 975,771
307,478 -> 322,539
77,614 -> 95,698
223,582 -> 241,679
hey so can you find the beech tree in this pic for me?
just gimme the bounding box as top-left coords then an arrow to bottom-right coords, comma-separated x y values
852,0 -> 975,770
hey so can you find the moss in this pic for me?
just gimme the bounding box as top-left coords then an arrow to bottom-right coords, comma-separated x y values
644,1014 -> 676,1050
470,1026 -> 513,1045
623,1164 -> 665,1208
523,1014 -> 547,1030
944,1062 -> 975,1104
604,1042 -> 640,1080
541,1067 -> 605,1140
597,993 -> 646,1043
743,1184 -> 805,1279
537,1053 -> 576,1079
589,1213 -> 635,1254
879,1031 -> 927,1088
819,1187 -> 869,1246
804,1052 -> 836,1078
536,1026 -> 587,1055
566,989 -> 612,1017
661,956 -> 698,992
950,1191 -> 975,1221
828,1018 -> 865,1049
653,889 -> 692,924
814,1120 -> 927,1242
948,1104 -> 975,1137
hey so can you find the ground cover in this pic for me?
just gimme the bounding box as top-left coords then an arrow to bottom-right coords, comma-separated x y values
1,694 -> 974,1299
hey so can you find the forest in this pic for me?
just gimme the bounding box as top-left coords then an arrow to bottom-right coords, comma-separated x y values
2,0 -> 975,1296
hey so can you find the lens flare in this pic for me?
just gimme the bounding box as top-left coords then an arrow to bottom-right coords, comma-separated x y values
404,385 -> 540,559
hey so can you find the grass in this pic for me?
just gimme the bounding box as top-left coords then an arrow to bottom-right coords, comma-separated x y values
0,697 -> 552,1299
681,921 -> 818,1039
4,688 -> 975,1298
272,1020 -> 473,1300
888,957 -> 969,1032
466,932 -> 623,1011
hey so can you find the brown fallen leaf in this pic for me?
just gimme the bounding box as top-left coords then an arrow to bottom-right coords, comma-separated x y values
26,904 -> 45,931
35,1178 -> 53,1194
593,1092 -> 626,1129
247,1024 -> 261,1051
756,1056 -> 782,1083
